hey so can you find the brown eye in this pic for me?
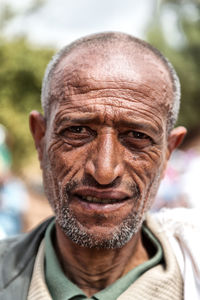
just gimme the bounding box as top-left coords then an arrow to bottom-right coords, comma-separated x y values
61,126 -> 90,138
67,126 -> 86,133
127,131 -> 149,139
59,126 -> 96,146
119,130 -> 153,150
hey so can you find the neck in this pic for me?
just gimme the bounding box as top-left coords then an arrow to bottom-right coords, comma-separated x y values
54,223 -> 149,297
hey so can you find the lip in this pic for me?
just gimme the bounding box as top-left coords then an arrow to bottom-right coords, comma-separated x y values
76,197 -> 130,212
69,187 -> 134,214
71,187 -> 132,202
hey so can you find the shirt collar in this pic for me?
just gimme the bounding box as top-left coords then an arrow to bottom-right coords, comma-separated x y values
44,220 -> 163,300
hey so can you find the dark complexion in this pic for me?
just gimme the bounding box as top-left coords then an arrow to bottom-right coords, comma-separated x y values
30,44 -> 186,297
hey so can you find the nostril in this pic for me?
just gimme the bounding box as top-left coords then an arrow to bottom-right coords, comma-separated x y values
82,174 -> 121,189
85,157 -> 124,185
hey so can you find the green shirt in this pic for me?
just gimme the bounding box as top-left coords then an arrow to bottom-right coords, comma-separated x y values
44,221 -> 163,300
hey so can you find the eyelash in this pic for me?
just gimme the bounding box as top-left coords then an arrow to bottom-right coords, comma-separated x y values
127,131 -> 150,140
59,126 -> 96,140
66,126 -> 86,133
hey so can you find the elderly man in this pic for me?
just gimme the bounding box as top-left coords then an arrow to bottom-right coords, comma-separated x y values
0,32 -> 199,300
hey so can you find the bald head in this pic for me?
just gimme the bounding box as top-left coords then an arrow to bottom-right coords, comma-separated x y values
41,32 -> 180,132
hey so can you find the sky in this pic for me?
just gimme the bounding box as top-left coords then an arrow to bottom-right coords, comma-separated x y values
3,0 -> 156,48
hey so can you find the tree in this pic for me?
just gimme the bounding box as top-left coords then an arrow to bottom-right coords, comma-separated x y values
0,1 -> 55,172
147,0 -> 200,131
0,37 -> 54,171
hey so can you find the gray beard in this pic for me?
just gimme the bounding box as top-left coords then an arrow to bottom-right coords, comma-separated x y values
55,202 -> 144,249
48,178 -> 146,249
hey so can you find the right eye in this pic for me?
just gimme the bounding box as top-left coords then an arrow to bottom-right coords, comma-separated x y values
59,126 -> 96,146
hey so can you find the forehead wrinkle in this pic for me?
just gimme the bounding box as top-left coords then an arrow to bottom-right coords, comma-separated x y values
54,101 -> 164,133
51,79 -> 171,122
54,112 -> 102,126
49,53 -> 173,124
63,76 -> 169,101
56,87 -> 170,117
50,93 -> 165,123
127,107 -> 164,127
57,100 -> 162,115
65,96 -> 169,120
65,86 -> 163,104
57,97 -> 167,122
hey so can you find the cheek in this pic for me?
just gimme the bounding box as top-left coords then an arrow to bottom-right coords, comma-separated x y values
125,148 -> 165,215
46,138 -> 89,184
125,147 -> 164,194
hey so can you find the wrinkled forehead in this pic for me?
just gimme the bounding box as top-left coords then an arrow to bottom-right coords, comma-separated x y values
49,44 -> 174,115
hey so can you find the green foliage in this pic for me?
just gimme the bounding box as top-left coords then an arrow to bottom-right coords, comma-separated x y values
1,0 -> 199,171
0,4 -> 16,31
0,37 -> 54,171
147,1 -> 200,131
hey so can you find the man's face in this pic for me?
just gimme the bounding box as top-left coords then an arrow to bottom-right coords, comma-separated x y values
35,46 -> 176,248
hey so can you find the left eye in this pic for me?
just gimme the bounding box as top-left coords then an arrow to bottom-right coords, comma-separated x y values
67,126 -> 86,133
127,131 -> 149,139
119,130 -> 153,150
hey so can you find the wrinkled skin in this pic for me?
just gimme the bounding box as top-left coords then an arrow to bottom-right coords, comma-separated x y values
30,44 -> 186,296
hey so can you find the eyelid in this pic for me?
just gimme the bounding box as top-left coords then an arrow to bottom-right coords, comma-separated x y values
58,125 -> 86,133
67,126 -> 87,132
59,125 -> 97,139
126,130 -> 150,138
118,130 -> 154,147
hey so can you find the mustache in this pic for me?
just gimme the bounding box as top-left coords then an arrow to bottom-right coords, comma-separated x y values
65,175 -> 140,201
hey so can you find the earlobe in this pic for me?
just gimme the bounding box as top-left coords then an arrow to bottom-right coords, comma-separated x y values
29,110 -> 46,163
167,126 -> 187,158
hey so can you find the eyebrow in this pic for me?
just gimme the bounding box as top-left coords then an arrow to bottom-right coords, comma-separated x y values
56,114 -> 102,125
56,114 -> 162,136
115,120 -> 162,135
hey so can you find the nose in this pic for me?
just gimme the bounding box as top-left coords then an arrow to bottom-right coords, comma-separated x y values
85,132 -> 124,185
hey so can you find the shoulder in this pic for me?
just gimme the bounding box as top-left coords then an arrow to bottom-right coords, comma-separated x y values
151,208 -> 200,273
0,218 -> 54,291
0,235 -> 21,260
152,207 -> 200,235
146,208 -> 200,252
151,208 -> 200,298
0,217 -> 54,257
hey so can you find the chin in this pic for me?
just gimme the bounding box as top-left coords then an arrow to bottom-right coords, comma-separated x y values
56,206 -> 144,249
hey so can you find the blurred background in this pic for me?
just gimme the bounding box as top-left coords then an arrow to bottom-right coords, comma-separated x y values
0,0 -> 199,238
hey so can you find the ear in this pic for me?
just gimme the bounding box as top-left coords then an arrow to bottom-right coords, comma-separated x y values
161,126 -> 187,179
29,110 -> 46,165
167,126 -> 187,159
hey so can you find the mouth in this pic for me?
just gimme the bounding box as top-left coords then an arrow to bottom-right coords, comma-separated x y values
69,187 -> 136,215
75,194 -> 129,204
72,188 -> 131,205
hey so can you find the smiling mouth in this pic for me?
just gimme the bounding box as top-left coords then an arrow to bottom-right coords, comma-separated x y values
75,194 -> 129,204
